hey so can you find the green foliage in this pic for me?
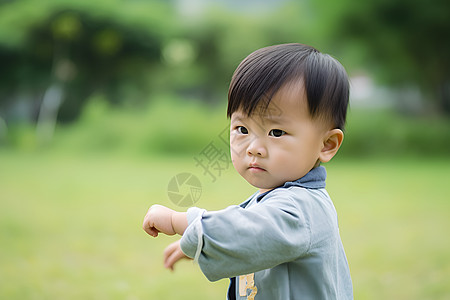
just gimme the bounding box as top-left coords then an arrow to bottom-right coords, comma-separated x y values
341,110 -> 450,158
319,0 -> 450,111
0,0 -> 176,121
51,94 -> 229,156
0,0 -> 174,48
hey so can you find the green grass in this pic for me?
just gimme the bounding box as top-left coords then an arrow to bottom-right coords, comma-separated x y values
1,151 -> 449,299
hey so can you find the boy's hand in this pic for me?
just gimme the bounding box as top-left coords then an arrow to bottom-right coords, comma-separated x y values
142,205 -> 176,237
163,240 -> 191,271
143,205 -> 188,237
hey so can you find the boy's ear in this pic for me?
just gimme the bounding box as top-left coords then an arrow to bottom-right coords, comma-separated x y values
319,129 -> 344,163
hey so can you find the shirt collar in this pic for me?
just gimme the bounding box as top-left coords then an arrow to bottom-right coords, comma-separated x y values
282,165 -> 327,189
255,166 -> 327,202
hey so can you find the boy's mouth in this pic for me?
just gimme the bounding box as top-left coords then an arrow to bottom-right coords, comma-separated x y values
248,163 -> 266,172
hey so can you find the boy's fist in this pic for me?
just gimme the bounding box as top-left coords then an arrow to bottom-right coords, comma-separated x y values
143,205 -> 176,237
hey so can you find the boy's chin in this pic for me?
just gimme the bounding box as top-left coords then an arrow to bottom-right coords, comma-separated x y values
249,181 -> 282,193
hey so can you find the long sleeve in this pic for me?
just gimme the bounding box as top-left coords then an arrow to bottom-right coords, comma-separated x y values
180,189 -> 312,282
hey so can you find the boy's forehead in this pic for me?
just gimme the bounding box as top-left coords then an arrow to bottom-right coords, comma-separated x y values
232,101 -> 300,124
252,101 -> 284,118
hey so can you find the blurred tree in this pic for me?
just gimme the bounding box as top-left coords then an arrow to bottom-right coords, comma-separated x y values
319,0 -> 450,114
0,0 -> 174,125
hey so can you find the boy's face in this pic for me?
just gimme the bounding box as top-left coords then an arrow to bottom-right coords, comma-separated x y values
230,82 -> 331,193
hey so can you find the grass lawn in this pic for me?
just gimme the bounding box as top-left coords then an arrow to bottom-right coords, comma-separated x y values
0,151 -> 449,299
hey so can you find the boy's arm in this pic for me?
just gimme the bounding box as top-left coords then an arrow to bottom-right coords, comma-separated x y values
180,190 -> 313,281
142,205 -> 188,237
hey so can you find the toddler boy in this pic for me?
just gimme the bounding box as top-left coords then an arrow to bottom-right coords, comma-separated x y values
143,43 -> 353,299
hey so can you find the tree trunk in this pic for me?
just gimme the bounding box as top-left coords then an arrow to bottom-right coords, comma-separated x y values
36,83 -> 64,145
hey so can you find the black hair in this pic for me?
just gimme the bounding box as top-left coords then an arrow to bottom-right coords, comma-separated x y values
227,43 -> 349,130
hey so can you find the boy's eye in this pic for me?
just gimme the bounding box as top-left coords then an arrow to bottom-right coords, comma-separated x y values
237,126 -> 249,134
269,129 -> 286,137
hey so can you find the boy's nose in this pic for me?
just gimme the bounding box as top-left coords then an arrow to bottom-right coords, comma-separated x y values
247,139 -> 267,157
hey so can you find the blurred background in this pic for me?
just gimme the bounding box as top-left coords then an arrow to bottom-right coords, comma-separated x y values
0,0 -> 449,299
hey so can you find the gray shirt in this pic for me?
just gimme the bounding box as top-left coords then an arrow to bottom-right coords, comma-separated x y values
180,166 -> 353,299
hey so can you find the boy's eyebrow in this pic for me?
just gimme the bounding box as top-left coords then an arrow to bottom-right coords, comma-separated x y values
232,112 -> 288,126
260,114 -> 287,124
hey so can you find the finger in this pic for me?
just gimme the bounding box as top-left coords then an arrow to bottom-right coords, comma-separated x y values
163,241 -> 182,270
148,228 -> 159,237
164,247 -> 187,270
163,242 -> 177,268
142,215 -> 151,232
163,240 -> 178,257
143,222 -> 159,237
142,213 -> 158,237
165,250 -> 181,270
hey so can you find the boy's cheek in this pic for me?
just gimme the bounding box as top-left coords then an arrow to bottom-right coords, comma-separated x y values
230,139 -> 247,158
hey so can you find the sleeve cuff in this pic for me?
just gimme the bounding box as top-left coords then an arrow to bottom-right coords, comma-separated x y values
180,207 -> 206,262
186,207 -> 205,225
